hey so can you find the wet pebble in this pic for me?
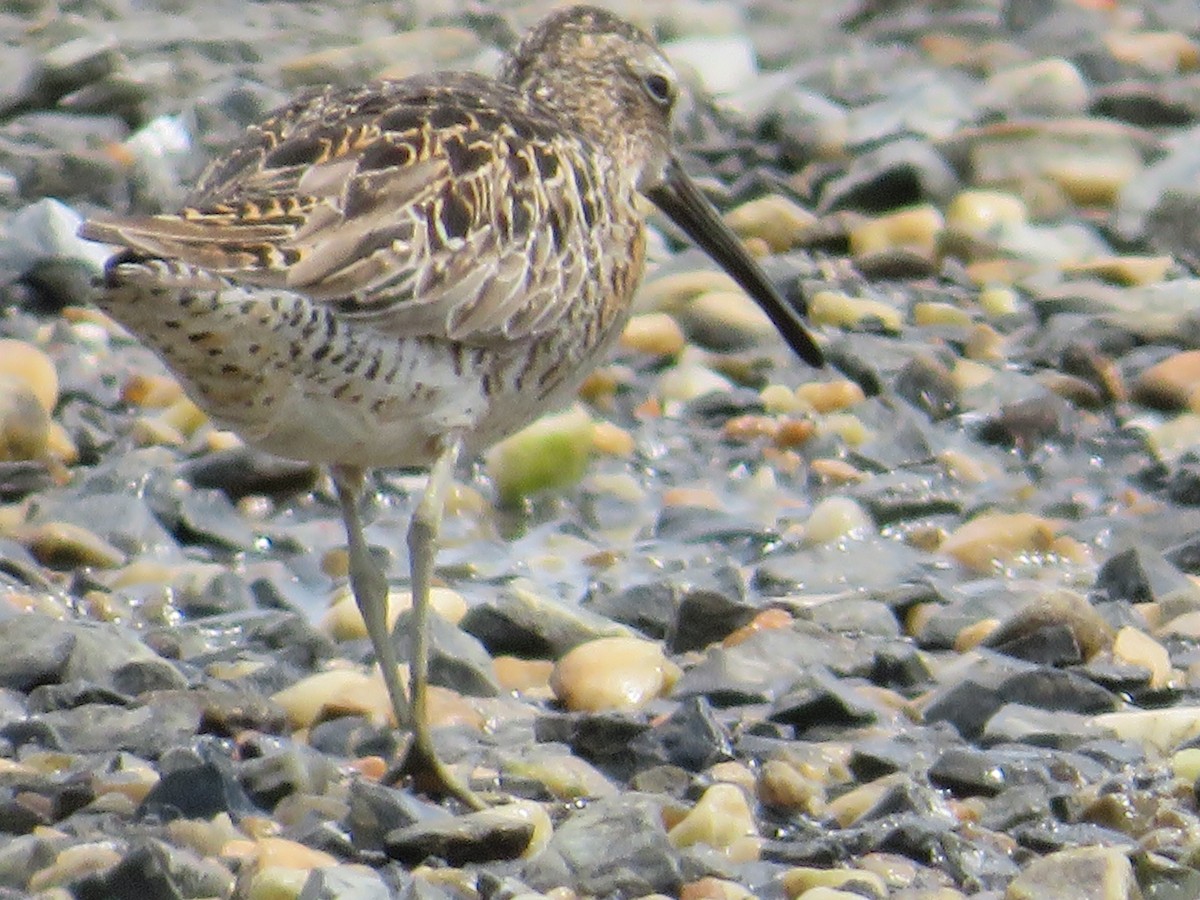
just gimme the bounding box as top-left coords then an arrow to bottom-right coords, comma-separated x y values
385,801 -> 545,865
179,445 -> 319,500
977,59 -> 1089,117
621,312 -> 687,357
677,291 -> 778,352
521,795 -> 681,896
0,375 -> 50,462
1005,845 -> 1136,900
724,194 -> 817,252
551,636 -> 680,713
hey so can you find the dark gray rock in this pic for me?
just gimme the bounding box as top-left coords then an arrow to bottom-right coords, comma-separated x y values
0,788 -> 51,834
140,746 -> 256,820
385,806 -> 534,866
390,609 -> 498,697
990,622 -> 1084,666
346,777 -> 450,854
667,586 -> 758,653
820,137 -> 960,211
111,658 -> 189,695
12,696 -> 198,757
928,747 -> 1008,797
673,624 -> 870,706
769,665 -> 881,735
534,710 -> 647,781
806,597 -> 901,638
894,354 -> 960,420
849,732 -> 946,781
997,667 -> 1117,715
583,580 -> 678,641
179,445 -> 319,501
0,614 -> 75,692
982,703 -> 1107,749
521,795 -> 682,896
628,697 -> 733,772
922,653 -> 1034,738
459,586 -> 628,659
238,745 -> 341,811
1094,545 -> 1200,609
0,834 -> 57,889
848,470 -> 963,527
300,866 -> 391,900
73,839 -> 213,900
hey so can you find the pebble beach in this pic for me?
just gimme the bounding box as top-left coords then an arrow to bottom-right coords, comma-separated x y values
2,0 -> 1200,897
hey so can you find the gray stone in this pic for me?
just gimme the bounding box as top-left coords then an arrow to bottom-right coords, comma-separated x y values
521,795 -> 681,896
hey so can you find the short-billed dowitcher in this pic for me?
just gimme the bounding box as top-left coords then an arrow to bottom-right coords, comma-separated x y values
81,5 -> 823,809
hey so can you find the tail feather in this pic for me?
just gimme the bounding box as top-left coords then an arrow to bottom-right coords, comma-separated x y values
102,256 -> 234,292
80,211 -> 290,248
80,211 -> 295,287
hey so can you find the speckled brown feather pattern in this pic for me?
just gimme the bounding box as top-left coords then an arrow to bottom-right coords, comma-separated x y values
85,71 -> 640,347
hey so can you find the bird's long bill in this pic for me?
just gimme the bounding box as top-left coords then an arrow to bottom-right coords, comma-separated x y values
646,158 -> 824,368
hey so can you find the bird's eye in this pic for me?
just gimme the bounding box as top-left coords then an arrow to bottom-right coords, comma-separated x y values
643,72 -> 673,107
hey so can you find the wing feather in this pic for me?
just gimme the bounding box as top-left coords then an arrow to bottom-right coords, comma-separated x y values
81,72 -> 612,346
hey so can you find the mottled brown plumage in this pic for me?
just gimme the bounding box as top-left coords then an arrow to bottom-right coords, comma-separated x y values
80,5 -> 822,809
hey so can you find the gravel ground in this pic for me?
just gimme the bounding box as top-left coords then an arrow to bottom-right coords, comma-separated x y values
3,0 -> 1200,898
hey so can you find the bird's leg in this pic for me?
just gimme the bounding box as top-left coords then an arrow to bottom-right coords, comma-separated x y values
403,436 -> 486,810
330,461 -> 483,810
331,464 -> 412,733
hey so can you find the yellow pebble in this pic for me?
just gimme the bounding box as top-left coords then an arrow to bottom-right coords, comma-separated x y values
782,866 -> 888,899
121,372 -> 184,409
591,420 -> 635,456
849,205 -> 944,258
1045,156 -> 1139,206
1171,747 -> 1200,783
912,301 -> 972,327
158,395 -> 208,436
1106,30 -> 1199,73
1061,255 -> 1173,287
272,669 -> 389,728
945,189 -> 1027,237
131,415 -> 187,448
802,496 -> 873,544
809,291 -> 903,333
810,458 -> 866,484
322,585 -> 467,640
818,413 -> 872,447
941,512 -> 1060,573
954,618 -> 1001,652
964,324 -> 1007,362
668,783 -> 757,852
1112,626 -> 1171,688
0,339 -> 58,413
760,383 -> 803,414
620,312 -> 687,356
551,637 -> 678,713
486,404 -> 595,506
0,375 -> 51,461
637,270 -> 738,311
253,836 -> 337,872
19,521 -> 126,569
44,422 -> 78,465
952,359 -> 995,391
724,194 -> 818,253
245,866 -> 309,900
796,380 -> 866,413
977,286 -> 1020,317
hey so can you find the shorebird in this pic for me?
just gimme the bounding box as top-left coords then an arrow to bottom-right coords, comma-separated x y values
80,5 -> 823,809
